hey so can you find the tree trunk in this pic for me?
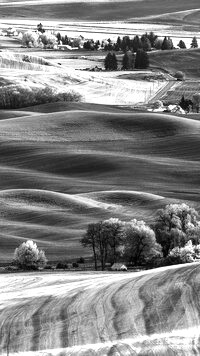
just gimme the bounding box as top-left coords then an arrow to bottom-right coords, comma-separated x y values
92,244 -> 97,271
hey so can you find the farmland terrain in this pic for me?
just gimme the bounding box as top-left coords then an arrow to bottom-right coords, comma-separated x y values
0,106 -> 200,260
0,263 -> 200,355
1,1 -> 200,356
0,0 -> 199,23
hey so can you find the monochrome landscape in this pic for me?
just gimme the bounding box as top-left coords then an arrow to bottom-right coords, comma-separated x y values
0,0 -> 200,355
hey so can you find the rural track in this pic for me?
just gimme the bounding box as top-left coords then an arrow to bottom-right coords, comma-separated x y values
148,80 -> 178,104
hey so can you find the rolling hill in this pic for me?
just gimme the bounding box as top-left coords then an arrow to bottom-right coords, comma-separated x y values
0,263 -> 200,355
0,106 -> 200,260
0,0 -> 199,22
149,48 -> 200,79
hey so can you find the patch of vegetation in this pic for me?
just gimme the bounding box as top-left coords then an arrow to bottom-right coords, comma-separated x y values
82,203 -> 200,270
14,240 -> 47,270
0,85 -> 82,109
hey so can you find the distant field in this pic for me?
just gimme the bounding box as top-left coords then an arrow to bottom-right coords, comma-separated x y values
0,106 -> 200,260
0,0 -> 199,21
149,48 -> 200,79
1,263 -> 200,355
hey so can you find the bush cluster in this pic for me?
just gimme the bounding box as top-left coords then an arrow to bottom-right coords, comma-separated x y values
0,85 -> 82,109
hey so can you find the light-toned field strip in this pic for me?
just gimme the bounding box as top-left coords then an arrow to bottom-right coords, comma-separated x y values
0,0 -> 143,4
0,263 -> 200,355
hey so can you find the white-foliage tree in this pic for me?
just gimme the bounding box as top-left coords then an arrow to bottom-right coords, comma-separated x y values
123,219 -> 162,265
169,240 -> 200,264
14,240 -> 47,269
21,31 -> 39,48
154,203 -> 199,257
39,33 -> 57,49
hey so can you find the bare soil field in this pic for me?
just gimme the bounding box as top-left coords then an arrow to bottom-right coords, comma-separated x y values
0,263 -> 200,355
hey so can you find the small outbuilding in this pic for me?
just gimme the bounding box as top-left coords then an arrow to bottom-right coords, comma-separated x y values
111,263 -> 127,271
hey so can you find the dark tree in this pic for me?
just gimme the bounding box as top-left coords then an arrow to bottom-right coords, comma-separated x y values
37,23 -> 45,33
161,36 -> 174,50
121,36 -> 131,52
122,51 -> 135,70
132,35 -> 142,52
84,40 -> 92,50
117,36 -> 122,50
147,31 -> 158,47
135,49 -> 149,69
178,40 -> 186,49
104,52 -> 118,70
141,37 -> 151,52
179,95 -> 193,112
57,32 -> 61,43
191,36 -> 198,48
81,219 -> 123,270
81,223 -> 99,270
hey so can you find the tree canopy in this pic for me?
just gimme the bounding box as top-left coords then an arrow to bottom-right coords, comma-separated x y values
14,240 -> 47,270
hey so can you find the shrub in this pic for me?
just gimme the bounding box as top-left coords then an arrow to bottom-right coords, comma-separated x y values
72,262 -> 79,268
167,240 -> 200,264
174,71 -> 185,81
56,262 -> 68,269
14,240 -> 47,270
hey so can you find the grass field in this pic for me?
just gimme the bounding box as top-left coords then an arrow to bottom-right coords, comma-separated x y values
0,106 -> 200,260
149,48 -> 200,79
0,0 -> 199,22
1,263 -> 200,355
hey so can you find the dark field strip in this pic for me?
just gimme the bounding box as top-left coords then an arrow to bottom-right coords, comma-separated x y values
0,0 -> 200,21
0,264 -> 200,355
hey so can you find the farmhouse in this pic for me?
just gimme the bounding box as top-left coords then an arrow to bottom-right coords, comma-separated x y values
111,263 -> 127,271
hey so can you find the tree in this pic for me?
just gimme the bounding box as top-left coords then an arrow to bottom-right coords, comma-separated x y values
122,219 -> 162,265
37,23 -> 45,33
39,33 -> 57,49
122,51 -> 135,70
154,203 -> 199,257
146,31 -> 158,47
104,52 -> 118,71
191,36 -> 198,48
168,240 -> 200,264
135,49 -> 149,69
81,223 -> 99,270
81,219 -> 123,270
121,36 -> 131,52
179,95 -> 193,112
178,40 -> 186,49
174,71 -> 185,81
141,36 -> 151,52
103,218 -> 124,264
21,31 -> 39,48
161,36 -> 174,50
132,35 -> 142,52
192,93 -> 200,113
154,38 -> 163,50
14,240 -> 47,270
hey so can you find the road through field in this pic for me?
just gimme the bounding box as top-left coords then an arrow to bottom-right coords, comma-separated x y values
0,263 -> 200,355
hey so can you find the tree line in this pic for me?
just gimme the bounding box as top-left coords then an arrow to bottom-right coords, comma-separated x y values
81,203 -> 200,270
104,49 -> 149,70
11,202 -> 200,271
81,33 -> 198,52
